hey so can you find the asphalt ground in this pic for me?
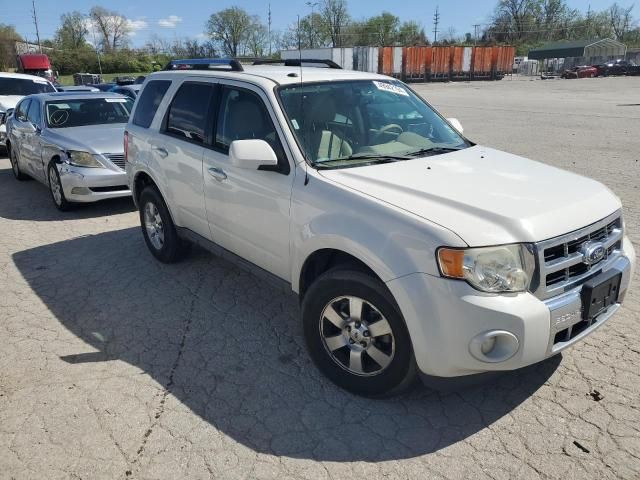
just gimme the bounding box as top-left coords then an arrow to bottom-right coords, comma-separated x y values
1,75 -> 639,479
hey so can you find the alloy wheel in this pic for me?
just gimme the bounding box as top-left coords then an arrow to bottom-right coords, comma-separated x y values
49,166 -> 62,206
319,295 -> 395,376
144,201 -> 165,250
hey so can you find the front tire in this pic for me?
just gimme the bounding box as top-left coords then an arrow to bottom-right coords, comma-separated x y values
302,269 -> 417,397
10,145 -> 28,181
48,162 -> 73,211
138,186 -> 189,263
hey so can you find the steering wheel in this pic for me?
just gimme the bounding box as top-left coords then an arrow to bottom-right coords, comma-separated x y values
372,123 -> 403,144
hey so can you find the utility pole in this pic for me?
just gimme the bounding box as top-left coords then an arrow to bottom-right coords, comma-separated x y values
306,2 -> 319,49
268,3 -> 272,57
31,0 -> 41,53
433,6 -> 440,44
473,24 -> 480,45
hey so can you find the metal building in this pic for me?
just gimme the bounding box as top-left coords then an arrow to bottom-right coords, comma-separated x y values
528,39 -> 627,71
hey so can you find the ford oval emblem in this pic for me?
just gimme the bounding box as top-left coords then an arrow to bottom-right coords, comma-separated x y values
581,241 -> 605,265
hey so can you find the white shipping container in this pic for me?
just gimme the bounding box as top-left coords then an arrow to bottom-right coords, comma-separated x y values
332,47 -> 354,70
462,47 -> 473,72
280,48 -> 333,61
393,47 -> 403,74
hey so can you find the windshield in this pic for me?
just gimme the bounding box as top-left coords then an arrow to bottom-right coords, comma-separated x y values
278,80 -> 469,168
0,77 -> 55,96
45,97 -> 134,128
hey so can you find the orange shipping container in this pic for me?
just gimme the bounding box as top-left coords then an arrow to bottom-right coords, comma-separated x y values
403,46 -> 432,80
493,45 -> 515,73
450,46 -> 464,73
378,47 -> 394,75
472,47 -> 493,75
430,46 -> 450,77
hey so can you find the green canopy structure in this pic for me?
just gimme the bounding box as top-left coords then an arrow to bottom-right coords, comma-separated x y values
528,39 -> 626,60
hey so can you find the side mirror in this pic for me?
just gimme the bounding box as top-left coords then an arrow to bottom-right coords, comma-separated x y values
447,118 -> 464,134
229,139 -> 278,170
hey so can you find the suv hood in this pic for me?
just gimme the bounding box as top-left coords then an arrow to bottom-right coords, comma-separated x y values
319,145 -> 621,246
43,124 -> 125,155
0,95 -> 22,111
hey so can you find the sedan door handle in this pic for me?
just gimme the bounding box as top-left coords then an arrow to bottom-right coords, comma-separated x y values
152,146 -> 168,158
207,166 -> 227,182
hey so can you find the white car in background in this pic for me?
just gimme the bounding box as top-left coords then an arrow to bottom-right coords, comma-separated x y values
0,72 -> 56,150
125,60 -> 635,396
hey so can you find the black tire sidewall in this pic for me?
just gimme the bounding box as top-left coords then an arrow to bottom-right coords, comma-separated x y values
10,147 -> 26,180
302,269 -> 416,397
48,163 -> 71,210
139,186 -> 182,263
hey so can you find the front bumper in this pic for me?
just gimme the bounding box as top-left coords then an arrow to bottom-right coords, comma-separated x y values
386,236 -> 635,378
58,163 -> 131,203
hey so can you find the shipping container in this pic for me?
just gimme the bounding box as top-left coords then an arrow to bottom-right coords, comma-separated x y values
281,48 -> 333,61
332,47 -> 354,70
450,46 -> 468,80
493,45 -> 516,77
402,46 -> 432,81
471,46 -> 493,79
430,47 -> 450,80
392,47 -> 403,78
352,46 -> 378,73
378,47 -> 394,76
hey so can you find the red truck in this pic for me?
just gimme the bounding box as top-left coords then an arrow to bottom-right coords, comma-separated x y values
16,53 -> 56,83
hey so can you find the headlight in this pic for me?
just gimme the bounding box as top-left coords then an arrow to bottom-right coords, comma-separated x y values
66,150 -> 103,168
437,244 -> 535,293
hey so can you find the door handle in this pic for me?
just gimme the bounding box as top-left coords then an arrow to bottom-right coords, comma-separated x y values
152,146 -> 168,158
207,166 -> 227,182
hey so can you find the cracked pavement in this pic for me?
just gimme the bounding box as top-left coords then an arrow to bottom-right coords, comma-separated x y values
1,76 -> 639,479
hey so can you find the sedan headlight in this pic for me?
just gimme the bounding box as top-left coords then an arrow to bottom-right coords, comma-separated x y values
437,244 -> 535,293
66,150 -> 103,168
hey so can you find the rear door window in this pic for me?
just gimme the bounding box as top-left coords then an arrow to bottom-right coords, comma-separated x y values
163,82 -> 214,144
132,80 -> 171,128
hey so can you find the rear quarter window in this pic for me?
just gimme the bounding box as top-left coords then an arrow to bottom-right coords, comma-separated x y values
132,80 -> 171,128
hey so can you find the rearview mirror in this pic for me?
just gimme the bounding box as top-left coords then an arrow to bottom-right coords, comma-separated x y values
229,139 -> 278,170
447,118 -> 464,134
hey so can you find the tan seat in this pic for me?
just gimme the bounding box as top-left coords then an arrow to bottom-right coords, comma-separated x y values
304,95 -> 352,161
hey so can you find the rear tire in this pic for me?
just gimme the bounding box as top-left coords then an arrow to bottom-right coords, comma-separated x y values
302,268 -> 417,397
10,145 -> 28,181
138,186 -> 189,263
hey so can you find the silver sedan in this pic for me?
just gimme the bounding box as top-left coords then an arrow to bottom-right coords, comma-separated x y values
6,92 -> 133,210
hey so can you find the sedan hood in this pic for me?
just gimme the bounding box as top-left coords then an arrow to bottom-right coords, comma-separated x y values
43,124 -> 125,155
0,95 -> 22,111
319,145 -> 621,246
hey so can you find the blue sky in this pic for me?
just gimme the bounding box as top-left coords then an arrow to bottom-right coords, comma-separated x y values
4,0 -> 626,47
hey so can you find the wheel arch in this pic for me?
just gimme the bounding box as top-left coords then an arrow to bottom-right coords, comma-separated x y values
133,169 -> 179,227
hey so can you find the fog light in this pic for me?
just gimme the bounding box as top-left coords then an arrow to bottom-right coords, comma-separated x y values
71,187 -> 91,195
469,330 -> 519,363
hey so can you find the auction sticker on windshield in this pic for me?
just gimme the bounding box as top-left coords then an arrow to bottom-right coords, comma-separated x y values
373,81 -> 409,97
105,98 -> 127,103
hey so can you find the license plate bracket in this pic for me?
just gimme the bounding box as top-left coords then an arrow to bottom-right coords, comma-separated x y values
580,270 -> 621,320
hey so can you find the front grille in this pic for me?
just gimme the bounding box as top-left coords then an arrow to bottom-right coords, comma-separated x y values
534,211 -> 623,299
104,153 -> 125,170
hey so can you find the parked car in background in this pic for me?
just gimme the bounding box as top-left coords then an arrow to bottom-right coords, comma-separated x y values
110,84 -> 141,99
560,65 -> 598,79
73,73 -> 102,86
134,75 -> 146,84
113,76 -> 135,85
6,92 -> 133,210
125,60 -> 635,396
595,59 -> 640,76
1,72 -> 56,151
93,83 -> 117,92
56,85 -> 100,92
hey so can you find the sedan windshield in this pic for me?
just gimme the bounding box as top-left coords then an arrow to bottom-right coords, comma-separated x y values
0,77 -> 55,96
44,97 -> 134,128
278,80 -> 469,168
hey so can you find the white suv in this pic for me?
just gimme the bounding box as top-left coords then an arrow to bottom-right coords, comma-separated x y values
125,59 -> 635,396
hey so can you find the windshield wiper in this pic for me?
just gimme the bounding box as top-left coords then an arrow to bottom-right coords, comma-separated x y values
407,146 -> 463,157
314,153 -> 413,169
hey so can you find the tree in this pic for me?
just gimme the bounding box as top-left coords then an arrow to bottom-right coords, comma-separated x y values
321,0 -> 350,47
245,17 -> 269,56
55,11 -> 88,49
89,6 -> 130,52
397,21 -> 428,45
364,12 -> 400,46
609,3 -> 634,41
206,7 -> 252,57
0,24 -> 22,70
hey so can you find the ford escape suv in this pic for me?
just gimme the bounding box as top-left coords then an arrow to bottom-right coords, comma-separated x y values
125,59 -> 635,396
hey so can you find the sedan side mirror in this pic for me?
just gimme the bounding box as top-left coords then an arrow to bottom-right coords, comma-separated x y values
229,139 -> 278,170
447,118 -> 464,134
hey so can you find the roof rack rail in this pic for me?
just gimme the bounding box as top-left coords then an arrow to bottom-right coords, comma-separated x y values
163,58 -> 244,72
252,59 -> 342,69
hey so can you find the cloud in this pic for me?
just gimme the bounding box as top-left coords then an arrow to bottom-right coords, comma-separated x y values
158,15 -> 183,28
127,18 -> 148,36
